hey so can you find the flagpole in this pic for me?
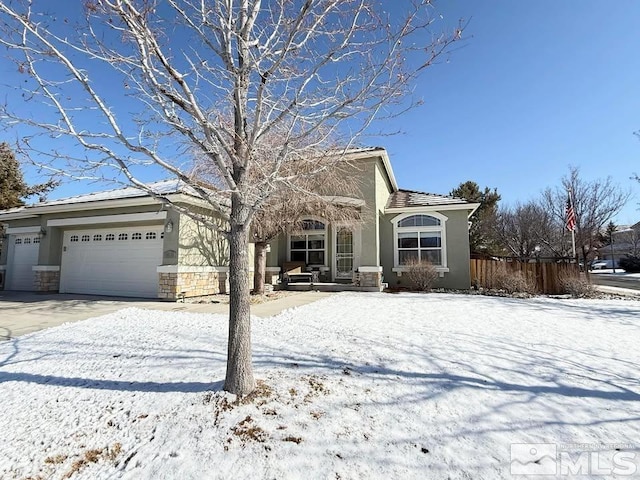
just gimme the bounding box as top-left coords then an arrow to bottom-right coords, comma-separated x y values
567,188 -> 577,260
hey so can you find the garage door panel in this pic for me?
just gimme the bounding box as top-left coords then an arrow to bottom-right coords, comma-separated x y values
60,227 -> 163,298
6,234 -> 40,291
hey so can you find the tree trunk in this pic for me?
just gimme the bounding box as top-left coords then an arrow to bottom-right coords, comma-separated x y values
223,194 -> 256,396
253,241 -> 268,295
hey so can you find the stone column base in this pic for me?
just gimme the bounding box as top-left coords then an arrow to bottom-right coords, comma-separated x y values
355,266 -> 383,288
157,266 -> 229,300
32,266 -> 60,292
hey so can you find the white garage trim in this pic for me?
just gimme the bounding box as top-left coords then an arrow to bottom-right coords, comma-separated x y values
32,266 -> 60,272
6,226 -> 42,234
47,211 -> 167,227
156,265 -> 229,273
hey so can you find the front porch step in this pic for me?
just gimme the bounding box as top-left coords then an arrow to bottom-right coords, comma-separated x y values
285,282 -> 382,292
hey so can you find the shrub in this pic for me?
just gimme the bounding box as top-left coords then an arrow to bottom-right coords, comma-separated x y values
404,259 -> 439,292
488,266 -> 537,295
619,255 -> 640,273
559,271 -> 595,298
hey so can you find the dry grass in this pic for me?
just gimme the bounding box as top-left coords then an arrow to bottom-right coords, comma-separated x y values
44,454 -> 67,465
559,271 -> 596,298
231,416 -> 268,443
488,267 -> 537,295
282,436 -> 303,444
60,443 -> 123,479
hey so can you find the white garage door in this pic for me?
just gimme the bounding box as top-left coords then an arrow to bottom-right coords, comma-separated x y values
60,226 -> 164,298
6,234 -> 40,291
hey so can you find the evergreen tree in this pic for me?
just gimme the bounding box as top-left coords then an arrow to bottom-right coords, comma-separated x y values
450,181 -> 501,255
0,142 -> 56,209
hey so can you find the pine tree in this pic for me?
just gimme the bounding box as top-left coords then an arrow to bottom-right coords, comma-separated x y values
0,142 -> 56,209
450,181 -> 501,255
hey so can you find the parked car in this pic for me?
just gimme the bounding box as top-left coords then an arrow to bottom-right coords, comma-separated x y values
590,260 -> 613,270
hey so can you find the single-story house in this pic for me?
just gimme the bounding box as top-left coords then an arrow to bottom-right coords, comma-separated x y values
596,222 -> 640,267
0,147 -> 479,299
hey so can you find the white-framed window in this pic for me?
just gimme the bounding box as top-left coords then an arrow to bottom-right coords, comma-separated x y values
132,232 -> 142,240
81,235 -> 90,242
146,232 -> 157,240
391,212 -> 448,271
105,234 -> 115,241
93,234 -> 102,241
288,219 -> 327,266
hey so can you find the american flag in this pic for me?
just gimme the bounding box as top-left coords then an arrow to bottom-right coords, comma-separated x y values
565,193 -> 576,232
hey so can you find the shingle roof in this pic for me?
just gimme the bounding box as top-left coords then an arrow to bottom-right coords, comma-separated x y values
386,189 -> 472,209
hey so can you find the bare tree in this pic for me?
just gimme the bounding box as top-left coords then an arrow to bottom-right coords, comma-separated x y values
494,201 -> 557,258
542,167 -> 630,267
0,0 -> 464,395
250,182 -> 362,295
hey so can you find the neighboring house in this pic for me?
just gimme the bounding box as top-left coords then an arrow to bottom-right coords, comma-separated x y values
597,222 -> 640,267
0,148 -> 479,299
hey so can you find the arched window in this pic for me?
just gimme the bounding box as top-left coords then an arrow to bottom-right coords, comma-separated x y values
289,219 -> 327,266
391,213 -> 447,269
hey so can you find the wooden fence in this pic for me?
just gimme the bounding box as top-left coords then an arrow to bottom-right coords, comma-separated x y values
470,258 -> 580,295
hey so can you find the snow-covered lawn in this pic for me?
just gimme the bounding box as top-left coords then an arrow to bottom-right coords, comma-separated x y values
2,293 -> 640,479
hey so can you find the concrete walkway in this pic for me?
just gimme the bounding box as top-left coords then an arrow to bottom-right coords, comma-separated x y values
0,291 -> 334,340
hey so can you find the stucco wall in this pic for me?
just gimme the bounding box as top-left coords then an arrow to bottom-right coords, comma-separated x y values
177,213 -> 230,267
380,209 -> 472,290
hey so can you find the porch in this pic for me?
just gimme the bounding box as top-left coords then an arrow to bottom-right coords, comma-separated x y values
284,282 -> 383,292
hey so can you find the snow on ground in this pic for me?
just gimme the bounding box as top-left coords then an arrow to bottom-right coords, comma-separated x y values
1,292 -> 640,479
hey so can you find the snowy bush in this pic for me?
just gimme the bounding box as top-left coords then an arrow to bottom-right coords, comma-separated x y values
559,271 -> 595,298
404,259 -> 439,292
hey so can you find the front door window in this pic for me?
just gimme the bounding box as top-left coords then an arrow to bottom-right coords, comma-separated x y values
335,228 -> 354,279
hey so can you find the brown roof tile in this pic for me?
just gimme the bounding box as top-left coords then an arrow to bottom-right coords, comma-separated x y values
386,189 -> 471,209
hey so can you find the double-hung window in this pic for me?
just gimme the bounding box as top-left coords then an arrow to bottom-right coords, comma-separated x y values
392,213 -> 447,270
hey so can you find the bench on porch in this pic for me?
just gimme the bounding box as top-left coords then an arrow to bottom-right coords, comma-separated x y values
282,262 -> 320,284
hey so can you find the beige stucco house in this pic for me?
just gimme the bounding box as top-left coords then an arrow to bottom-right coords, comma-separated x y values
0,147 -> 479,299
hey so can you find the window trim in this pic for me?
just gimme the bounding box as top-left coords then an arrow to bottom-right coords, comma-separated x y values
390,212 -> 449,276
287,217 -> 328,267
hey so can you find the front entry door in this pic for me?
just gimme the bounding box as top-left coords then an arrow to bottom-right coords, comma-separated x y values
335,228 -> 354,280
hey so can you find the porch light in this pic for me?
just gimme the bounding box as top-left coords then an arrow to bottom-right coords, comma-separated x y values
165,220 -> 174,233
39,227 -> 47,237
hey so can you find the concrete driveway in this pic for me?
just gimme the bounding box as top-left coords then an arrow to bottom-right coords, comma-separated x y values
0,290 -> 333,340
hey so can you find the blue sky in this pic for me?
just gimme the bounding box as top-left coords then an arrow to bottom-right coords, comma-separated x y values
382,1 -> 640,225
3,1 -> 639,224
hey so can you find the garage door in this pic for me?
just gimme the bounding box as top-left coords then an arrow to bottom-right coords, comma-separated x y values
60,226 -> 164,298
6,234 -> 40,291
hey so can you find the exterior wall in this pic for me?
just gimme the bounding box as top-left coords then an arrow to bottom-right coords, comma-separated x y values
177,212 -> 229,267
345,158 -> 393,268
380,209 -> 472,290
158,268 -> 228,300
33,267 -> 60,292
